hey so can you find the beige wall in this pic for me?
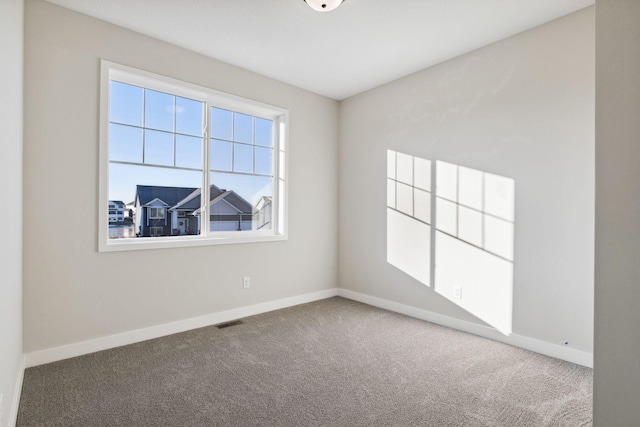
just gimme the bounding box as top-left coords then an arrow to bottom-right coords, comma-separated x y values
0,0 -> 24,424
339,8 -> 595,352
23,0 -> 339,352
19,0 -> 640,423
594,1 -> 640,425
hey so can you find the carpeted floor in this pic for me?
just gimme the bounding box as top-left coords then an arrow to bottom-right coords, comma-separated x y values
17,297 -> 592,426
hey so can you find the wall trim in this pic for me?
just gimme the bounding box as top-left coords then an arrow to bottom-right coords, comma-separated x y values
9,355 -> 25,427
25,288 -> 339,368
337,289 -> 593,368
23,287 -> 592,369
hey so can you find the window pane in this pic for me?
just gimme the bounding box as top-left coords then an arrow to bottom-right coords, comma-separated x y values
110,124 -> 143,163
233,143 -> 253,173
234,113 -> 253,143
175,97 -> 203,137
210,107 -> 232,140
110,81 -> 143,126
145,89 -> 174,132
176,135 -> 202,169
144,130 -> 174,166
108,163 -> 201,239
210,139 -> 232,171
255,147 -> 272,175
255,118 -> 273,147
210,171 -> 272,232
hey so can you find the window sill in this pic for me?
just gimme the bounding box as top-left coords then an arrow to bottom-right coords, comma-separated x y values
98,232 -> 287,252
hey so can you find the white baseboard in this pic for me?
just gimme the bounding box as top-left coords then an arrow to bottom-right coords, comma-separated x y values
8,355 -> 25,427
25,288 -> 339,368
23,286 -> 592,369
337,289 -> 593,368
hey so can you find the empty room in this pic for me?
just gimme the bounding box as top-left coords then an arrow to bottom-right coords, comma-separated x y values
1,0 -> 639,425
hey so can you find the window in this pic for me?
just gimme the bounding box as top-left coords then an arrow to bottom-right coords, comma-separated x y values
149,227 -> 164,237
99,61 -> 288,251
149,207 -> 165,220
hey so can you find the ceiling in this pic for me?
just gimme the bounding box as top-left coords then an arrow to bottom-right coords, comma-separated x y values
45,0 -> 594,100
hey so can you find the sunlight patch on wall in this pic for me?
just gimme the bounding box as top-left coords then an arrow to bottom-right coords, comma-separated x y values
434,161 -> 514,335
386,153 -> 515,335
386,150 -> 431,287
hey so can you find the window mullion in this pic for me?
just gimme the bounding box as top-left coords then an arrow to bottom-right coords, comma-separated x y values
202,101 -> 210,237
142,89 -> 146,163
272,116 -> 280,235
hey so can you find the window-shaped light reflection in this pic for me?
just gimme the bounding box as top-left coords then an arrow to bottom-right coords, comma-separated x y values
434,161 -> 515,335
387,150 -> 432,287
458,205 -> 482,247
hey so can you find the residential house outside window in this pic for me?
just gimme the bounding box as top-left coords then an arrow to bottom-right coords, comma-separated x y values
99,61 -> 288,251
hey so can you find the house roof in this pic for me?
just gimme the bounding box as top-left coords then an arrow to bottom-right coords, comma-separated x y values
136,185 -> 198,208
143,197 -> 170,208
215,191 -> 253,214
185,185 -> 254,216
137,184 -> 254,215
109,200 -> 126,207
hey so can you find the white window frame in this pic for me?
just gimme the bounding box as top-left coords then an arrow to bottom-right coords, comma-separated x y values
98,60 -> 288,252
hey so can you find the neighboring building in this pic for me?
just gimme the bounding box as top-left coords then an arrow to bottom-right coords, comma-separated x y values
125,201 -> 135,221
134,184 -> 258,237
188,186 -> 254,232
254,196 -> 272,230
108,200 -> 126,223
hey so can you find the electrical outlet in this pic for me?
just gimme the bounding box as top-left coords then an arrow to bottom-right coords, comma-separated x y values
453,286 -> 462,299
243,276 -> 251,289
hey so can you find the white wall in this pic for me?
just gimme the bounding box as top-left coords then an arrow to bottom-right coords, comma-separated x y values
23,0 -> 339,353
339,8 -> 594,352
594,1 -> 640,425
0,0 -> 24,424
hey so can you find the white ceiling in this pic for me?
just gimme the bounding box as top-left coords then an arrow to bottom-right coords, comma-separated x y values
45,0 -> 594,100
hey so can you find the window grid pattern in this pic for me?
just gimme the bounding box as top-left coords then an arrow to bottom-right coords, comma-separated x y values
210,107 -> 273,178
435,161 -> 515,262
109,81 -> 204,172
386,151 -> 431,225
101,61 -> 288,251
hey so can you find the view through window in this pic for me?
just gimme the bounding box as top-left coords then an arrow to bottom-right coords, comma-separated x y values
101,62 -> 287,250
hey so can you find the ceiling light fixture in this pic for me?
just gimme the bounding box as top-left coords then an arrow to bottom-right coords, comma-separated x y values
304,0 -> 344,12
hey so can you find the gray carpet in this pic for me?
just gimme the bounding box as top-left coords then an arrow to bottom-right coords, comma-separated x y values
17,297 -> 592,426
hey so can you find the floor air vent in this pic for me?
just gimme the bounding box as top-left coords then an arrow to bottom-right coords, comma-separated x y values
216,319 -> 243,329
